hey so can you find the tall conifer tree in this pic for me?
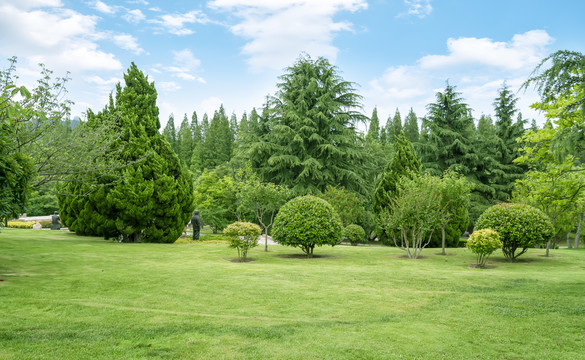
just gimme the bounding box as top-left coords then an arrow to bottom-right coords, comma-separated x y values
59,63 -> 193,243
366,107 -> 380,144
403,108 -> 419,144
250,55 -> 369,196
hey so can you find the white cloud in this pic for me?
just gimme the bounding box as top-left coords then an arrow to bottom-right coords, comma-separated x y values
0,0 -> 63,9
200,96 -> 224,116
123,9 -> 145,23
84,75 -> 121,86
419,30 -> 553,71
400,0 -> 432,18
127,0 -> 148,5
152,10 -> 209,36
90,0 -> 116,14
208,0 -> 367,71
365,30 -> 554,126
166,49 -> 205,83
0,3 -> 121,73
158,81 -> 182,92
113,33 -> 144,55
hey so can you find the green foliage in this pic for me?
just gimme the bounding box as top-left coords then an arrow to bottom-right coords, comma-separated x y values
466,228 -> 502,267
250,55 -> 370,197
403,108 -> 419,144
386,108 -> 403,144
343,224 -> 366,246
365,107 -> 380,144
373,131 -> 421,215
176,113 -> 193,167
420,83 -> 489,224
224,221 -> 262,262
514,79 -> 585,255
272,195 -> 342,257
193,168 -> 236,233
319,186 -> 367,227
430,170 -> 472,251
372,131 -> 421,244
26,188 -> 59,216
59,63 -> 193,243
475,203 -> 553,261
522,50 -> 585,123
162,114 -> 177,153
379,174 -> 449,258
236,167 -> 291,251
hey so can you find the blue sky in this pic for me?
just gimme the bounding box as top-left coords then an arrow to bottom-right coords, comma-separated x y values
1,0 -> 584,130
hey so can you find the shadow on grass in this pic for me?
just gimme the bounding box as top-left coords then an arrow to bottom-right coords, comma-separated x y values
468,264 -> 498,269
277,254 -> 334,259
228,258 -> 256,263
392,254 -> 428,259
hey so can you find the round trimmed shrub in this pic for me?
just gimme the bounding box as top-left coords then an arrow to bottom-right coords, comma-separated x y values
224,222 -> 262,262
466,229 -> 502,267
343,224 -> 366,246
475,203 -> 553,261
272,195 -> 342,257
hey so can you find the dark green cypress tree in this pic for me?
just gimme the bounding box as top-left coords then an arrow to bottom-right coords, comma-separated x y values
372,131 -> 421,215
59,63 -> 193,243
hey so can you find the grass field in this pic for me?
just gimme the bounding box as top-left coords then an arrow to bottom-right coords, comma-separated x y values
1,228 -> 585,359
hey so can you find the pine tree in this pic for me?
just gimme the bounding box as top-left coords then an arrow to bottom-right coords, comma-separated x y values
162,114 -> 177,153
420,84 -> 492,222
492,84 -> 526,201
176,113 -> 193,166
59,63 -> 193,243
420,84 -> 476,175
250,55 -> 369,196
403,108 -> 419,144
386,108 -> 403,144
366,107 -> 380,144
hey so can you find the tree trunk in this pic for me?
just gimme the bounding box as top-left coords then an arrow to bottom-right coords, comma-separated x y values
441,227 -> 446,255
545,240 -> 551,257
264,230 -> 269,252
567,232 -> 572,249
575,213 -> 583,249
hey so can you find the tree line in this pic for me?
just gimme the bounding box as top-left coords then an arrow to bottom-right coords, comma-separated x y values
1,51 -> 584,249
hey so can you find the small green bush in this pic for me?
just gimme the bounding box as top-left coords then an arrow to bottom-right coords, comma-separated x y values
343,224 -> 366,246
466,229 -> 502,268
272,195 -> 342,257
6,221 -> 34,229
475,203 -> 553,261
224,222 -> 262,262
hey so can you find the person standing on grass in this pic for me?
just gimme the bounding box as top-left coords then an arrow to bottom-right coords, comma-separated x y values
191,210 -> 202,240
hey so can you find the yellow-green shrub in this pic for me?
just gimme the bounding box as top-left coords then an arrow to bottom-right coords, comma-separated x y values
6,221 -> 34,229
467,229 -> 502,268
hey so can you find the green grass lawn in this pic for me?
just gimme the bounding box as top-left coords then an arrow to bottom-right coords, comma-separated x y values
1,228 -> 585,359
